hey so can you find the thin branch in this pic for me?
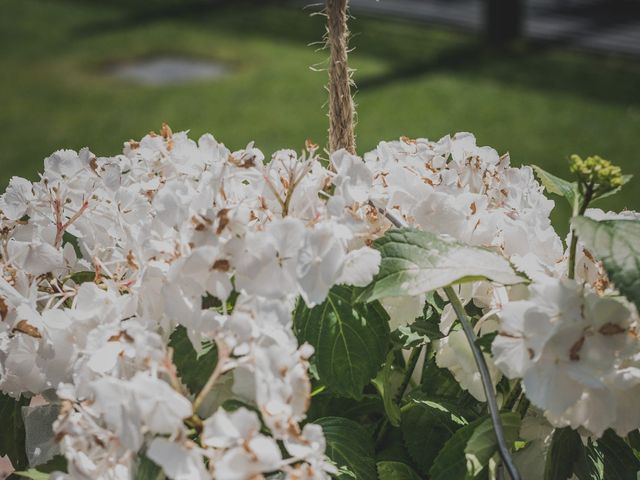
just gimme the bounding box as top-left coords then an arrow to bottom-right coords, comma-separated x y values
377,344 -> 424,447
368,200 -> 404,229
395,346 -> 422,403
54,200 -> 89,249
262,171 -> 286,213
502,380 -> 522,411
192,337 -> 230,414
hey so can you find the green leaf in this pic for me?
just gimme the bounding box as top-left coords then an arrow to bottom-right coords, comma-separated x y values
533,165 -> 580,208
168,326 -> 217,395
15,456 -> 68,478
371,352 -> 402,427
429,416 -> 486,480
599,429 -> 640,480
32,455 -> 67,474
429,413 -> 520,480
627,430 -> 640,453
544,427 -> 583,480
401,398 -> 468,474
294,286 -> 390,399
575,441 -> 604,480
476,331 -> 498,354
376,427 -> 415,466
572,217 -> 640,311
418,357 -> 479,405
68,270 -> 96,284
394,325 -> 430,349
0,392 -> 29,471
306,393 -> 383,423
354,228 -> 523,303
23,402 -> 60,467
394,296 -> 446,348
315,417 -> 377,480
376,461 -> 422,480
62,231 -> 82,258
592,174 -> 633,202
135,453 -> 165,480
408,395 -> 473,425
465,412 -> 521,477
14,470 -> 50,480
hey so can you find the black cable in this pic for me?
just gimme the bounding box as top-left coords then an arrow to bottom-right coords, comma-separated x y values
370,200 -> 521,480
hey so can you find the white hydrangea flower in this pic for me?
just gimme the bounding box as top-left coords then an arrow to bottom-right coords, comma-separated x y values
436,327 -> 502,401
363,133 -> 563,264
1,126 -> 381,478
202,407 -> 283,480
296,221 -> 346,306
7,240 -> 64,276
234,217 -> 306,299
4,124 -> 624,476
493,274 -> 640,436
336,246 -> 381,287
0,176 -> 35,220
353,134 -> 564,351
147,438 -> 209,480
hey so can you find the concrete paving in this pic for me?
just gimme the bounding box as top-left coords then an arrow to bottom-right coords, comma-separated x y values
346,0 -> 640,57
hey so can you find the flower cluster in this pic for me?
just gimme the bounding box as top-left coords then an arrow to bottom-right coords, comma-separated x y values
354,133 -> 564,330
493,207 -> 640,437
0,125 -> 379,479
1,127 -> 638,478
330,134 -> 640,437
361,132 -> 563,264
338,133 -> 565,398
493,275 -> 640,437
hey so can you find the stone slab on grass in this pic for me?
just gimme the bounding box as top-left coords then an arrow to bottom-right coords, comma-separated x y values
109,56 -> 229,85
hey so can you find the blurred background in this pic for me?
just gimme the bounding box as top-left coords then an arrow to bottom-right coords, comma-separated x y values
1,0 -> 639,230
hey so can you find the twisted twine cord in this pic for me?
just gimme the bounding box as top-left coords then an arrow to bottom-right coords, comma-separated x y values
326,0 -> 356,154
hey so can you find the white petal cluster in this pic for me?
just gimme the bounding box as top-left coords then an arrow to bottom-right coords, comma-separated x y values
436,327 -> 502,401
492,206 -> 640,437
493,275 -> 640,437
1,124 -> 636,475
360,132 -> 562,264
343,133 -> 563,400
0,130 -> 562,464
0,126 -> 379,479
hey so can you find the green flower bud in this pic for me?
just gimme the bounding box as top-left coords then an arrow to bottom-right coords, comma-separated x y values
569,154 -> 624,194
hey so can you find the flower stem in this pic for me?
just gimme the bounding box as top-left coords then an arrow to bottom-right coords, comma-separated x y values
444,286 -> 521,480
502,381 -> 522,411
567,232 -> 579,280
567,183 -> 594,280
395,346 -> 422,403
54,199 -> 89,249
192,337 -> 229,414
516,394 -> 530,419
375,346 -> 422,447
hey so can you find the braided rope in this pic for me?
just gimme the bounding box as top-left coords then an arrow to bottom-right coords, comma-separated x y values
326,0 -> 356,154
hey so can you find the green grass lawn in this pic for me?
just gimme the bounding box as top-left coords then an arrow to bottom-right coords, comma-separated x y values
1,0 -> 639,232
